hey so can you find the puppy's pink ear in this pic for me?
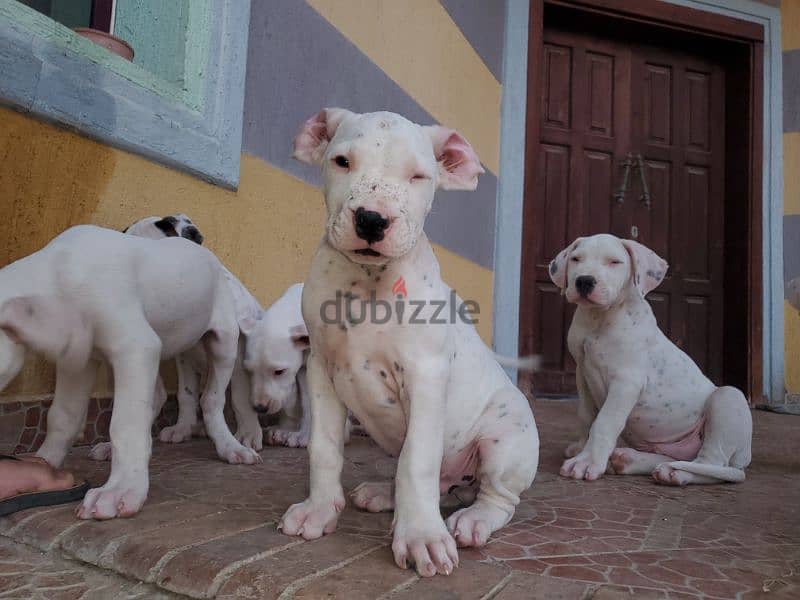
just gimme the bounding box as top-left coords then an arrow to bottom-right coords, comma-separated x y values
292,108 -> 355,165
423,126 -> 485,191
549,238 -> 583,290
621,240 -> 668,296
0,296 -> 92,371
289,323 -> 310,350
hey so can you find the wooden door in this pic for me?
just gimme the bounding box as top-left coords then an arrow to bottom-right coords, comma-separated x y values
522,25 -> 726,395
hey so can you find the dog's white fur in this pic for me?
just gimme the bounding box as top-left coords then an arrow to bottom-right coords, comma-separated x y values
241,283 -> 313,448
108,216 -> 313,451
278,109 -> 539,577
549,234 -> 752,485
0,225 -> 260,519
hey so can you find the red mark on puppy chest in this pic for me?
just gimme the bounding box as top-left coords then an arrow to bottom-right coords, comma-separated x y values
392,276 -> 408,298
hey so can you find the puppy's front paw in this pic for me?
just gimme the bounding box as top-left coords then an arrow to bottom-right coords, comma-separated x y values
159,423 -> 193,444
219,443 -> 262,465
560,451 -> 608,481
266,427 -> 308,448
278,495 -> 345,539
392,515 -> 459,577
76,481 -> 147,520
235,425 -> 264,451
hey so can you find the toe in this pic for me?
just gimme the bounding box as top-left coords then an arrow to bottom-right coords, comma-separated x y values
409,542 -> 435,577
428,541 -> 453,575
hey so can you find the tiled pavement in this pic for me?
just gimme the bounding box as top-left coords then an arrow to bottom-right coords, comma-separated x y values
0,399 -> 798,599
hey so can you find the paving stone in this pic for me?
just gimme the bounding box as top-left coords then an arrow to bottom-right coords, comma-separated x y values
293,546 -> 415,599
112,508 -> 271,581
493,571 -> 593,599
389,556 -> 510,600
216,534 -> 382,599
157,522 -> 294,597
58,500 -> 224,568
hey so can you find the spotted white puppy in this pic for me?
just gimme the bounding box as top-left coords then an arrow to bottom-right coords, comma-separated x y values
549,233 -> 752,485
278,109 -> 539,577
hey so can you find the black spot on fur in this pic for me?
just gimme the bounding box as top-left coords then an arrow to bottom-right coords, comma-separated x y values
549,261 -> 558,275
154,216 -> 179,237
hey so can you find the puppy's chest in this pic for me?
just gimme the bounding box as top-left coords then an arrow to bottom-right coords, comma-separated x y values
321,323 -> 411,452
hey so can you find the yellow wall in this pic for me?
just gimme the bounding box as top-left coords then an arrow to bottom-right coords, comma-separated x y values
783,0 -> 800,395
0,107 -> 493,402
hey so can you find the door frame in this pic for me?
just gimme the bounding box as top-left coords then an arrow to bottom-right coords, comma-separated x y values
494,0 -> 782,404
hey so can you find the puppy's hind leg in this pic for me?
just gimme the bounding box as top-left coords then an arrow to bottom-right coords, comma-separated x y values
159,352 -> 201,443
37,360 -> 98,467
653,386 -> 752,485
446,388 -> 539,547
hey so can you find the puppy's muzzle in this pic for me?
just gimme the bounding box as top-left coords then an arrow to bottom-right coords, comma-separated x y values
575,275 -> 597,298
354,207 -> 389,244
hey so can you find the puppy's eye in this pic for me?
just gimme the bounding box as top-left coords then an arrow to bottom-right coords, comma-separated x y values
610,259 -> 623,266
274,369 -> 286,376
410,174 -> 429,183
571,256 -> 581,262
333,155 -> 350,169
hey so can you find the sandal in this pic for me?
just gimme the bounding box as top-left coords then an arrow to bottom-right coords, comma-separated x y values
0,455 -> 90,517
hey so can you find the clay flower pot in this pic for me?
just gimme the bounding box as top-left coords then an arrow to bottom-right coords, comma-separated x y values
73,28 -> 134,61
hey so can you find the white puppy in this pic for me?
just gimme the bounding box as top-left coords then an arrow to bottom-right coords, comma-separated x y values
240,283 -> 313,448
0,225 -> 260,519
278,109 -> 539,577
549,234 -> 752,485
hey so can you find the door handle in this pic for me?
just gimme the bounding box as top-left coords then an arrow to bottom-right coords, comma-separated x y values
636,154 -> 652,209
613,153 -> 634,204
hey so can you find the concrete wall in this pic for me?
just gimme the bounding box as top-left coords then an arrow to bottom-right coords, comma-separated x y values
0,0 -> 503,403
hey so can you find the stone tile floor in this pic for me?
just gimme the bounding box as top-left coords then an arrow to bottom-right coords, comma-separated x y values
0,399 -> 798,599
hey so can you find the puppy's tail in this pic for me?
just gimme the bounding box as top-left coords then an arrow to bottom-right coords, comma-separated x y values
494,353 -> 541,372
667,461 -> 746,483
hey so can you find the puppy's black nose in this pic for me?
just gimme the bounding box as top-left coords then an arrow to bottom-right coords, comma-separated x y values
354,207 -> 389,244
182,226 -> 204,245
575,275 -> 596,298
254,405 -> 269,414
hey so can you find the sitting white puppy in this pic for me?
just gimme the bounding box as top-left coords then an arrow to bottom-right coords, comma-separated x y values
278,109 -> 539,577
549,234 -> 752,485
0,225 -> 260,519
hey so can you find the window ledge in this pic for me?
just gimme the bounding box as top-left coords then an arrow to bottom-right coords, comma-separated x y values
0,0 -> 250,189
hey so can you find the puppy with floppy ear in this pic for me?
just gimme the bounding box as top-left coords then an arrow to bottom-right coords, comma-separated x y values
550,233 -> 751,486
279,109 -> 539,578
